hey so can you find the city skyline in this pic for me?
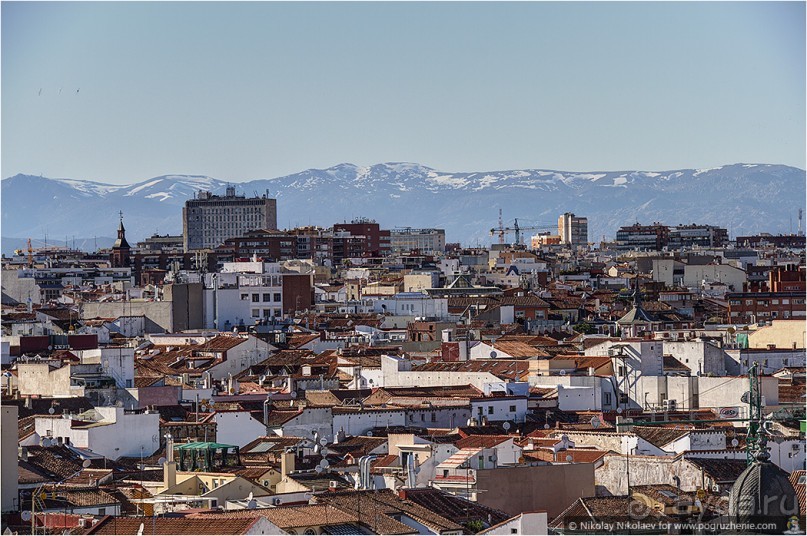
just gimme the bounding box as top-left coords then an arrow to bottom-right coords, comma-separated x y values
3,1 -> 805,184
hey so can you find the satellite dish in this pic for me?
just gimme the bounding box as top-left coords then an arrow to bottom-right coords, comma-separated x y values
616,407 -> 623,414
694,499 -> 702,509
320,447 -> 329,456
566,455 -> 573,462
115,400 -> 124,408
200,405 -> 208,412
561,434 -> 569,442
247,499 -> 257,509
43,438 -> 52,447
489,351 -> 497,359
590,416 -> 601,429
290,391 -> 298,398
544,424 -> 550,430
21,511 -> 32,522
731,438 -> 739,447
502,422 -> 511,431
319,437 -> 328,446
82,459 -> 92,468
740,391 -> 751,404
321,460 -> 330,468
48,407 -> 55,415
157,457 -> 167,465
367,431 -> 373,437
559,369 -> 567,376
315,464 -> 324,474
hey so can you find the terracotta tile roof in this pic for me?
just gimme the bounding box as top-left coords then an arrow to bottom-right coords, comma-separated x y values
373,385 -> 483,399
188,504 -> 358,528
40,487 -> 119,508
490,340 -> 550,358
287,333 -> 322,349
663,354 -> 691,373
371,454 -> 401,472
102,485 -> 153,516
631,484 -> 695,506
632,426 -> 692,449
553,448 -> 608,464
497,335 -> 558,347
779,380 -> 806,404
400,487 -> 511,526
18,460 -> 53,484
685,458 -> 748,484
63,469 -> 113,486
549,496 -> 670,529
9,396 -> 96,419
86,516 -> 263,535
413,360 -> 528,381
24,446 -> 85,480
240,436 -> 311,455
265,408 -> 304,426
316,489 -> 464,534
454,435 -> 513,450
284,472 -> 352,492
232,465 -> 275,481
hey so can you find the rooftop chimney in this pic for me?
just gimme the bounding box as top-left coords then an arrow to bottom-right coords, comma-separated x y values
163,434 -> 177,490
281,449 -> 295,477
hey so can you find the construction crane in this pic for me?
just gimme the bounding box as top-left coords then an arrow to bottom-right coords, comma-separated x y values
490,218 -> 556,246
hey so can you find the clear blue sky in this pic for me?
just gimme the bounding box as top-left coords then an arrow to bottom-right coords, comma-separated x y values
3,1 -> 805,184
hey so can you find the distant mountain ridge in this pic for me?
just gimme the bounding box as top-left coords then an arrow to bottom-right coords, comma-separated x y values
2,162 -> 804,254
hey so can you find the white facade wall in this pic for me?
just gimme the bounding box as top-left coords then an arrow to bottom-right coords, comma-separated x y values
663,340 -> 729,376
404,407 -> 471,429
698,375 -> 778,408
35,408 -> 160,459
470,398 -> 528,424
667,431 -> 726,454
332,409 -> 406,437
557,385 -> 599,411
529,375 -> 618,412
206,336 -> 276,381
768,437 -> 806,473
215,411 -> 268,448
77,347 -> 136,389
380,355 -> 504,391
586,340 -> 664,376
203,286 -> 252,330
372,296 -> 449,319
683,264 -> 746,291
273,407 -> 332,440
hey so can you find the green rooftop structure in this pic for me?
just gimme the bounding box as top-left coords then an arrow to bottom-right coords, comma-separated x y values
174,442 -> 241,472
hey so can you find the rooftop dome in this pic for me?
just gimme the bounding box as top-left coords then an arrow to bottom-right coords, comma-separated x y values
728,456 -> 799,533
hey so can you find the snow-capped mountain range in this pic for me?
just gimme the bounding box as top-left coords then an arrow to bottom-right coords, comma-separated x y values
2,162 -> 804,253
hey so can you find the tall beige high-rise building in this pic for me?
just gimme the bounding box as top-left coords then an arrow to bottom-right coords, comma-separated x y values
558,213 -> 588,246
183,186 -> 277,251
